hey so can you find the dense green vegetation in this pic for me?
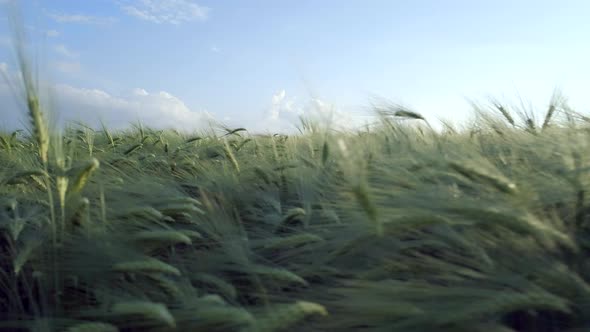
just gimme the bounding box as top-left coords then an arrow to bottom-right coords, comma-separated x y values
4,14 -> 590,332
3,83 -> 590,332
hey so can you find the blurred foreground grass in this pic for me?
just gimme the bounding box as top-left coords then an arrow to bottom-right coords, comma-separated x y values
3,88 -> 590,332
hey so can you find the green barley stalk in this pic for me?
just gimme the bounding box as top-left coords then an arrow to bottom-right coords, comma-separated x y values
0,135 -> 12,153
68,158 -> 100,196
492,100 -> 516,127
123,143 -> 143,155
112,259 -> 181,276
101,120 -> 115,148
254,166 -> 272,185
9,11 -> 49,165
246,301 -> 328,332
280,208 -> 307,226
53,132 -> 70,229
111,301 -> 176,328
191,273 -> 238,300
352,181 -> 381,236
146,274 -> 181,299
542,90 -> 564,130
7,5 -> 64,303
1,169 -> 47,185
132,230 -> 193,246
321,139 -> 330,165
223,138 -> 241,173
99,183 -> 107,224
394,109 -> 425,121
448,161 -> 518,194
250,265 -> 308,286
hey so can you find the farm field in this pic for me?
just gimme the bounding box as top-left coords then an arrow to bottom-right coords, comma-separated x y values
2,4 -> 590,330
2,73 -> 590,331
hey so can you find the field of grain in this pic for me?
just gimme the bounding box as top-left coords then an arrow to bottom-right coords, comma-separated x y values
3,17 -> 590,332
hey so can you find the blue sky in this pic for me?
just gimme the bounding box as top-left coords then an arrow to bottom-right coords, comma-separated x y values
0,0 -> 589,132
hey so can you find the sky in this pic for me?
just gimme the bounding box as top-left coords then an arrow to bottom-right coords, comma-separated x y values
0,0 -> 590,133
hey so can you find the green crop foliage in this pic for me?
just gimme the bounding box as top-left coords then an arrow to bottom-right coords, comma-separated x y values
2,8 -> 590,332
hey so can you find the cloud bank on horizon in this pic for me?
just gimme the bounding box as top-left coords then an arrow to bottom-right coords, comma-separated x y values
0,63 -> 210,132
0,62 -> 361,134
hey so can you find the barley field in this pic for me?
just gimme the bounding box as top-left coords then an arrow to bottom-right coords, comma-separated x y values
3,17 -> 590,332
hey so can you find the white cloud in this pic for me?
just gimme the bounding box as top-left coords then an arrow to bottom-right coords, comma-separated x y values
120,0 -> 210,24
54,44 -> 79,58
248,90 -> 367,133
50,85 -> 215,131
0,66 -> 214,132
132,88 -> 148,96
48,13 -> 117,25
211,46 -> 220,53
269,89 -> 288,120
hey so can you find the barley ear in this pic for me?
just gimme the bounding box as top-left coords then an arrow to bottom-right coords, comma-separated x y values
68,158 -> 100,196
542,89 -> 564,130
112,259 -> 181,276
223,138 -> 240,173
101,120 -> 115,148
352,182 -> 381,236
132,230 -> 193,247
247,301 -> 328,332
10,12 -> 49,165
492,100 -> 515,127
394,109 -> 425,121
111,301 -> 176,328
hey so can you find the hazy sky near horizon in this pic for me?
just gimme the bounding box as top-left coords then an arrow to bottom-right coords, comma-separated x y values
0,0 -> 589,132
